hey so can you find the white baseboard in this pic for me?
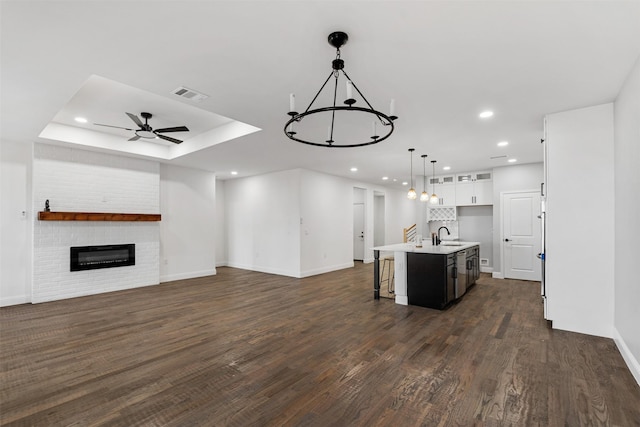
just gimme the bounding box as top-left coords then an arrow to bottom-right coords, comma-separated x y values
613,327 -> 640,387
215,261 -> 227,267
225,262 -> 299,278
480,266 -> 493,274
0,295 -> 30,307
31,281 -> 159,304
299,262 -> 354,278
160,268 -> 216,283
492,271 -> 504,279
362,257 -> 374,264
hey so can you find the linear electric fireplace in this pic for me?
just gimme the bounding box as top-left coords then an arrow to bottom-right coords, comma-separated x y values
70,244 -> 135,271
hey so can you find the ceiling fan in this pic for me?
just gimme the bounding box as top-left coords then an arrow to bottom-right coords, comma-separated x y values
94,112 -> 189,144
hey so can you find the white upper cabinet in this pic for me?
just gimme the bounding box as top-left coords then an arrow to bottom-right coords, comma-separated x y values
455,171 -> 493,206
428,175 -> 456,206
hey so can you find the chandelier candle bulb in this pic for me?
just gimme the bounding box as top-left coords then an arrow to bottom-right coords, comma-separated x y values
372,121 -> 376,137
390,99 -> 396,117
346,80 -> 354,101
289,93 -> 295,112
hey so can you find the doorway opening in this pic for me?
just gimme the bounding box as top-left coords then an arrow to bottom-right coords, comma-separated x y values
353,187 -> 365,261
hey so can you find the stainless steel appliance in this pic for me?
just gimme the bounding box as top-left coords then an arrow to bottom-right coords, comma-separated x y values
455,250 -> 467,298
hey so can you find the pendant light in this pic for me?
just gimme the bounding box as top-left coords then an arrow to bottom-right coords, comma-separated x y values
420,155 -> 429,202
429,160 -> 439,204
407,148 -> 417,200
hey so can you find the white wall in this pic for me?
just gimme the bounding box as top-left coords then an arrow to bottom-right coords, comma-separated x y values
223,168 -> 417,277
492,163 -> 544,276
215,179 -> 227,267
546,104 -> 614,338
0,140 -> 32,306
160,164 -> 216,282
613,56 -> 640,383
384,188 -> 419,245
32,144 -> 160,303
300,170 -> 353,276
373,193 -> 385,247
225,169 -> 301,277
458,205 -> 493,268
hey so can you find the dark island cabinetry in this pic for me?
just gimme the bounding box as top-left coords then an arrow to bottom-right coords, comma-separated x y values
407,252 -> 456,309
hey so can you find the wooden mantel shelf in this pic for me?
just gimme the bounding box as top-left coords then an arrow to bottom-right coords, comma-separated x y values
38,211 -> 161,222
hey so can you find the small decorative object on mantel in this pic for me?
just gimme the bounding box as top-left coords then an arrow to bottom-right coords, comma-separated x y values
44,200 -> 50,212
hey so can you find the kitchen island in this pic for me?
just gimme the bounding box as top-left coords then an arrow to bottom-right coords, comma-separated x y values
372,242 -> 480,309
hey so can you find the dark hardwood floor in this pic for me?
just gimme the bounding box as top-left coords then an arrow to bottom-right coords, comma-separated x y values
1,263 -> 639,426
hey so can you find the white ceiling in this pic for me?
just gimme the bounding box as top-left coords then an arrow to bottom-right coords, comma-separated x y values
2,1 -> 639,189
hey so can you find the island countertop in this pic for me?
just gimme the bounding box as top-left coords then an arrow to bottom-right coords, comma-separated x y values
372,242 -> 480,255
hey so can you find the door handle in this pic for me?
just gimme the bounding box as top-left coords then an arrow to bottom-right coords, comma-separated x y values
504,238 -> 511,242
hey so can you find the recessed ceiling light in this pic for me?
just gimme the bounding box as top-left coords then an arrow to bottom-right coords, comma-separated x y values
402,181 -> 408,186
508,158 -> 517,163
479,111 -> 494,119
382,176 -> 389,180
350,167 -> 358,172
497,141 -> 509,147
231,171 -> 238,175
74,117 -> 88,123
393,179 -> 397,182
443,166 -> 451,171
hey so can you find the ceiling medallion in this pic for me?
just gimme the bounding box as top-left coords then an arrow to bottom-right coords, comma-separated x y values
284,31 -> 398,148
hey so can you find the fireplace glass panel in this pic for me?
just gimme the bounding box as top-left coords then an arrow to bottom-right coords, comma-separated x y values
70,244 -> 135,271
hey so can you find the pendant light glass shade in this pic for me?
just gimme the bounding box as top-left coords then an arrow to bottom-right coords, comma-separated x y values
420,154 -> 429,202
429,160 -> 439,204
407,148 -> 416,199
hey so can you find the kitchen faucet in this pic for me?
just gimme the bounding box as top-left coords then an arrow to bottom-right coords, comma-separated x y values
436,226 -> 450,245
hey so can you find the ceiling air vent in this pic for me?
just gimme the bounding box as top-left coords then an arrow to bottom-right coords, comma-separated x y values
171,86 -> 209,102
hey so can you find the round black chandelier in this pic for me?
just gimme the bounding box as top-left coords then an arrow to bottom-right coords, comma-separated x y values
284,31 -> 398,148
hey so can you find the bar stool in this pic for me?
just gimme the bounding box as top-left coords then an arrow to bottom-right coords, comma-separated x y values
380,256 -> 395,294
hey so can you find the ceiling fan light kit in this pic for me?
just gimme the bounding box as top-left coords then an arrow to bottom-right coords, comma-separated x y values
284,31 -> 398,148
95,112 -> 189,144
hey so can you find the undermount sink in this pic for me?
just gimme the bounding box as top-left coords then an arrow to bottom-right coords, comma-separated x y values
439,242 -> 464,246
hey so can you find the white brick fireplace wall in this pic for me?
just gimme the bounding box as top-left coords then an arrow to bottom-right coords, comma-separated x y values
32,144 -> 160,303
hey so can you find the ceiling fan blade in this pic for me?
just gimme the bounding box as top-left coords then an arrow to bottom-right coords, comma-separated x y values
126,112 -> 144,127
94,123 -> 135,131
154,126 -> 189,133
128,135 -> 141,141
157,134 -> 183,144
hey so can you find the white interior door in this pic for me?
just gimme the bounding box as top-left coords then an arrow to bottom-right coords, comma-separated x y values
503,191 -> 541,281
353,203 -> 364,261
